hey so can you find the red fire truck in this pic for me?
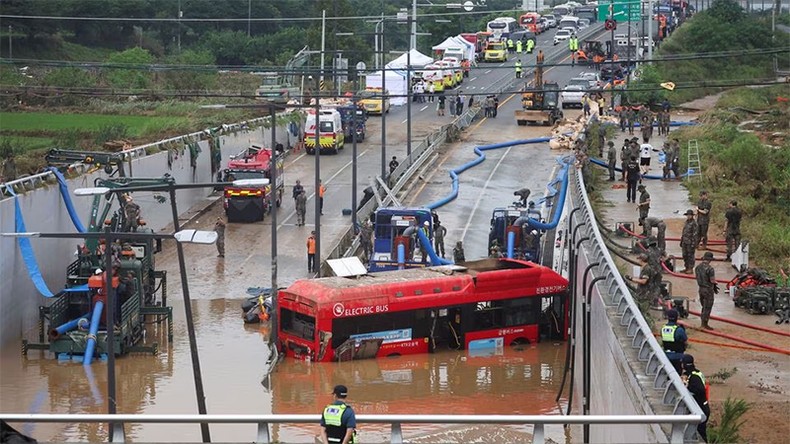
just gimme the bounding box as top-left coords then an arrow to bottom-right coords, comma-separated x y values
220,145 -> 284,223
277,258 -> 569,362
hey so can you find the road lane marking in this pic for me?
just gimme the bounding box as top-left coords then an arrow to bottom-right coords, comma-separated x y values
484,70 -> 492,74
286,152 -> 307,168
420,105 -> 429,112
470,77 -> 477,82
460,146 -> 513,241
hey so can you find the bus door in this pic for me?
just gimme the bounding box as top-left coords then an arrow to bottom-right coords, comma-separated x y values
540,292 -> 567,341
430,307 -> 465,351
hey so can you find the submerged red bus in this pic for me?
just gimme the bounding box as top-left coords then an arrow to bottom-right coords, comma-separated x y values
276,258 -> 569,362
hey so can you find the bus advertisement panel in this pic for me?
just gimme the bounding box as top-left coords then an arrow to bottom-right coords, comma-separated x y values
276,258 -> 569,362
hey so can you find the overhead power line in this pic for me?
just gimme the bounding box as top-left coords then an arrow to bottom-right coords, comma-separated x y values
0,79 -> 784,100
1,47 -> 785,73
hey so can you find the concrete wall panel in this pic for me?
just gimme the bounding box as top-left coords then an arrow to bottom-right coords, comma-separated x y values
573,249 -> 667,443
0,124 -> 290,347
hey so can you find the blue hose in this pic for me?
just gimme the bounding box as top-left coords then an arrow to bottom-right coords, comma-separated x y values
507,231 -> 516,259
426,137 -> 552,210
588,157 -> 689,179
5,186 -> 55,298
50,312 -> 91,339
416,228 -> 453,266
397,243 -> 406,270
83,301 -> 104,365
47,167 -> 86,233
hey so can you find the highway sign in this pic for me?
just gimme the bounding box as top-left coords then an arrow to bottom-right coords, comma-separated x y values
598,0 -> 641,22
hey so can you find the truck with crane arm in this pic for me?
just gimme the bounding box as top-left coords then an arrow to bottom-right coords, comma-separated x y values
515,50 -> 564,126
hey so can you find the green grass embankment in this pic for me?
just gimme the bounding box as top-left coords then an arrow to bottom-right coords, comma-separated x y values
672,86 -> 790,273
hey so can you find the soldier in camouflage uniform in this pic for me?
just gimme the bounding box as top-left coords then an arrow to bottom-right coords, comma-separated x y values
696,190 -> 712,249
637,184 -> 651,226
626,253 -> 660,307
626,107 -> 636,135
662,142 -> 673,180
680,209 -> 698,274
724,200 -> 742,260
670,139 -> 681,179
643,216 -> 667,254
695,251 -> 717,330
607,141 -> 617,181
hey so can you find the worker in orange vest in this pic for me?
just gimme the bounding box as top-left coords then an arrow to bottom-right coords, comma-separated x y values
318,180 -> 326,215
307,231 -> 317,274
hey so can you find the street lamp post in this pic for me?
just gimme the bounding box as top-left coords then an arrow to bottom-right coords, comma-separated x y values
314,82 -> 322,277
267,104 -> 279,350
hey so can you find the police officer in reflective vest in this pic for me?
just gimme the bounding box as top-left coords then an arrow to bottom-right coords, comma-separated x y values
515,60 -> 523,79
321,385 -> 357,444
682,355 -> 710,443
661,309 -> 687,373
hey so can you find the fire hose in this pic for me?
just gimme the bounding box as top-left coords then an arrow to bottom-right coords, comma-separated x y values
679,321 -> 790,355
686,310 -> 790,338
617,223 -> 726,246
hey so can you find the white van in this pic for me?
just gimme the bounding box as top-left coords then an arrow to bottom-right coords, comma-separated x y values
304,108 -> 344,155
558,16 -> 580,31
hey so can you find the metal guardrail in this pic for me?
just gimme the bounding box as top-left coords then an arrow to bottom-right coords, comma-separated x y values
570,165 -> 706,442
0,116 -> 272,199
0,413 -> 703,444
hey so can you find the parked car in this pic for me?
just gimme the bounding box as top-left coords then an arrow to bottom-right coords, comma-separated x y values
553,29 -> 573,45
577,71 -> 602,88
560,85 -> 585,108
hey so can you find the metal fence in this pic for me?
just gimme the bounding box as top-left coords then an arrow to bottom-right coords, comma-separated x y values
0,412 -> 703,444
569,164 -> 706,442
0,116 -> 275,198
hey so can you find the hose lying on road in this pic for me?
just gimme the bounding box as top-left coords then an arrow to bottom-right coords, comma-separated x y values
617,223 -> 726,246
687,310 -> 790,338
679,321 -> 790,355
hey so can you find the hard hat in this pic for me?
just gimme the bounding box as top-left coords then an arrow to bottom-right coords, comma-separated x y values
94,269 -> 103,275
666,309 -> 678,321
423,221 -> 429,226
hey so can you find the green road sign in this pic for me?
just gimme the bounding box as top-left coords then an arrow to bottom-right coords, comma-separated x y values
598,0 -> 641,22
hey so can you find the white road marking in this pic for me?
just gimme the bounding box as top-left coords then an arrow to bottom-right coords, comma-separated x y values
420,105 -> 429,112
460,146 -> 513,241
470,77 -> 478,82
484,69 -> 492,74
402,118 -> 409,124
286,152 -> 306,168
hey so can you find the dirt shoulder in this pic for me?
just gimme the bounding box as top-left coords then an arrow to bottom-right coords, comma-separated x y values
592,102 -> 790,443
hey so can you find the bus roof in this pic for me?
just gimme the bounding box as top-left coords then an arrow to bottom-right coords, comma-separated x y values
281,258 -> 568,308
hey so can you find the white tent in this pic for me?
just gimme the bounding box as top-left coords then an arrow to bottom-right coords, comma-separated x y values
386,48 -> 434,69
364,69 -> 407,106
431,36 -> 475,62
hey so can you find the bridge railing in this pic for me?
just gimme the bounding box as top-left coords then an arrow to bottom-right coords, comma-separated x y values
0,413 -> 703,444
570,163 -> 706,442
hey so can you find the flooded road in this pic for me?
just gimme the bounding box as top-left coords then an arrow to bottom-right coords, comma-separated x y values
3,297 -> 569,443
1,99 -> 580,442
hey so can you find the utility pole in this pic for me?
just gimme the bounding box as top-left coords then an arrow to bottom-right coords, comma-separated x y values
647,0 -> 654,63
247,0 -> 252,37
320,10 -> 326,83
8,26 -> 11,59
177,0 -> 182,52
411,0 -> 417,50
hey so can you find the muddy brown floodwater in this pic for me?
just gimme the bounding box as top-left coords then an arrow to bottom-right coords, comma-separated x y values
1,297 -> 569,443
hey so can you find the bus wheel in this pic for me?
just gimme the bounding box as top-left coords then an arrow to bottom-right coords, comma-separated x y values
386,353 -> 401,358
510,338 -> 530,347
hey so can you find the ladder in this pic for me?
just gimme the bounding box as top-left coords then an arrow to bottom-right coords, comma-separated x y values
686,139 -> 701,181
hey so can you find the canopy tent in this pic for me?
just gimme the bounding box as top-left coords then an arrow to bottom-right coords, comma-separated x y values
364,69 -> 407,106
386,48 -> 434,69
431,36 -> 475,62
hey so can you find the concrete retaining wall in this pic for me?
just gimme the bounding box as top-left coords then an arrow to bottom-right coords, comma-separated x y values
573,249 -> 666,443
0,124 -> 293,347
